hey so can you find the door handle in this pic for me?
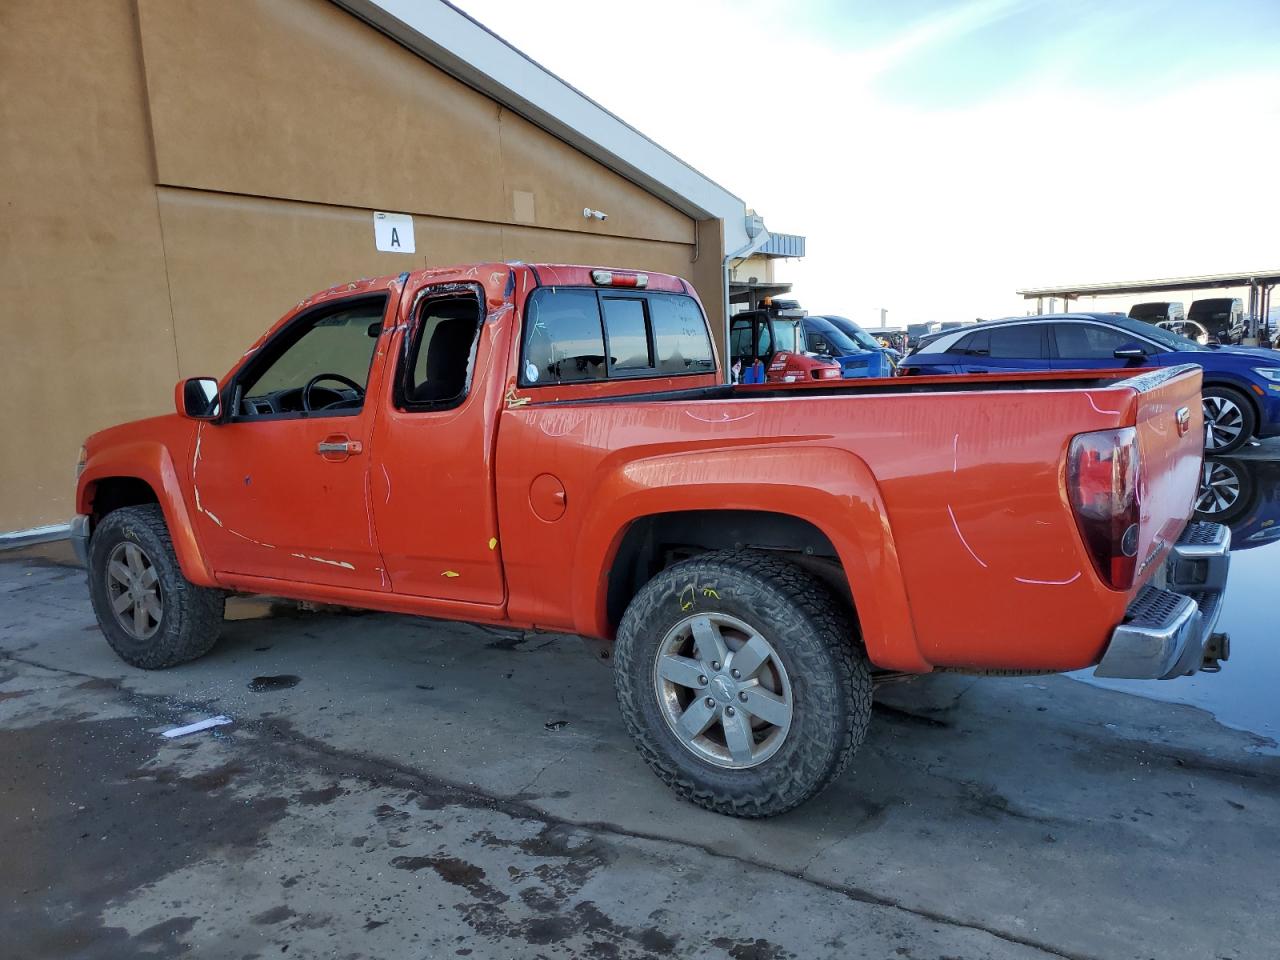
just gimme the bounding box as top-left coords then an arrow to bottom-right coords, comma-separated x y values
316,438 -> 363,457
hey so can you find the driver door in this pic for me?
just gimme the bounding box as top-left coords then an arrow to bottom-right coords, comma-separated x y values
190,294 -> 393,591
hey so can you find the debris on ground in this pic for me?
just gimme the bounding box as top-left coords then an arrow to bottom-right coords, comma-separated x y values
161,715 -> 233,739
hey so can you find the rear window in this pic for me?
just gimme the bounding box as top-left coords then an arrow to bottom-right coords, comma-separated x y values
522,288 -> 607,383
652,296 -> 715,373
521,289 -> 712,385
602,298 -> 652,370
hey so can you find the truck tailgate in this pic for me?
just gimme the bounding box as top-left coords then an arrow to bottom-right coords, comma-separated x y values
1128,365 -> 1205,593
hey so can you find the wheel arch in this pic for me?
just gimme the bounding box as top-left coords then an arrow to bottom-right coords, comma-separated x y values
77,442 -> 216,586
1202,377 -> 1261,421
572,445 -> 928,672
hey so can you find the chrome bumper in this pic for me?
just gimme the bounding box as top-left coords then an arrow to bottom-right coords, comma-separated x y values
1095,522 -> 1231,680
70,514 -> 90,567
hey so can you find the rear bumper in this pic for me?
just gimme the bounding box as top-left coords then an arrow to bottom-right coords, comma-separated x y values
1095,522 -> 1231,680
70,514 -> 90,567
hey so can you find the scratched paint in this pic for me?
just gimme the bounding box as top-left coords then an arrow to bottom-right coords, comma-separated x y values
1013,572 -> 1081,586
684,409 -> 754,424
1086,394 -> 1121,416
290,553 -> 355,571
946,504 -> 989,569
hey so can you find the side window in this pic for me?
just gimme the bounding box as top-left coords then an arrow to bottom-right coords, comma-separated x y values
1053,323 -> 1135,360
399,293 -> 483,409
955,331 -> 989,355
730,318 -> 754,358
522,289 -> 607,384
805,321 -> 833,355
651,295 -> 714,372
237,297 -> 386,417
601,297 -> 653,373
757,320 -> 774,357
988,326 -> 1044,358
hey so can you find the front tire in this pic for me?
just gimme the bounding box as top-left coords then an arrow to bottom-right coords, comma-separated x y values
1202,385 -> 1255,454
87,505 -> 225,669
613,551 -> 871,818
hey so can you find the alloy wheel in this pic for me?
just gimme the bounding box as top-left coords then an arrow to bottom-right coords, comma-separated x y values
1203,395 -> 1244,451
653,613 -> 793,769
1195,460 -> 1242,515
105,542 -> 163,640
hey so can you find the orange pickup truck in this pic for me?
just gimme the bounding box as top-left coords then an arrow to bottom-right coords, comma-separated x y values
74,263 -> 1230,816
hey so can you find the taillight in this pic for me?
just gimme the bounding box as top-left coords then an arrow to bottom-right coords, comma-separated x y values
591,270 -> 647,288
1067,427 -> 1141,590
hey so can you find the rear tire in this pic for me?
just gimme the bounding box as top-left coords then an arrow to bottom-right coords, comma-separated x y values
87,505 -> 225,669
613,550 -> 871,818
1202,385 -> 1255,454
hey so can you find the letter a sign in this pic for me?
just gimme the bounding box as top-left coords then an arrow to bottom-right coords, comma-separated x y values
374,211 -> 416,254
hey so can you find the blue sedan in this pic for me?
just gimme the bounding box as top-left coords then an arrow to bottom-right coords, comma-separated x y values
899,312 -> 1280,453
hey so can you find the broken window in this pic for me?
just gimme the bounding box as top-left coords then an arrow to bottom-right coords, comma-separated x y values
398,293 -> 484,410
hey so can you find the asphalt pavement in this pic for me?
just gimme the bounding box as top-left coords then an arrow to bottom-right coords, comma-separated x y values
2,540 -> 1276,960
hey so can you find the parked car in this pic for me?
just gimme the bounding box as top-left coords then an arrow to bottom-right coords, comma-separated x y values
1129,301 -> 1186,325
1188,297 -> 1245,344
808,315 -> 899,373
1158,319 -> 1210,345
898,312 -> 1280,453
74,263 -> 1226,818
1193,456 -> 1280,547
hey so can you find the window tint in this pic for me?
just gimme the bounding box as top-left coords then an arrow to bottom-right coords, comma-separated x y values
988,326 -> 1043,358
954,331 -> 989,356
401,295 -> 482,408
602,297 -> 652,371
240,298 -> 386,415
522,289 -> 606,384
730,318 -> 755,358
651,295 -> 714,372
1053,323 -> 1136,360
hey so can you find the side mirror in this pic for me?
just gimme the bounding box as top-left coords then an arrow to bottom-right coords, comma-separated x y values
177,377 -> 221,420
1113,346 -> 1147,361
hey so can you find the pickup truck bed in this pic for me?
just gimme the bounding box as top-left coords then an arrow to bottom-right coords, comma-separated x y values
73,262 -> 1228,817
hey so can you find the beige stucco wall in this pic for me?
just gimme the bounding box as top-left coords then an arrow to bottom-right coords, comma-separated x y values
0,0 -> 724,533
730,254 -> 776,285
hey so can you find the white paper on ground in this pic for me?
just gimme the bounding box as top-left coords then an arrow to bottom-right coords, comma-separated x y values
162,715 -> 233,738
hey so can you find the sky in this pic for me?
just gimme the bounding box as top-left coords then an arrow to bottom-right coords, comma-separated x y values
455,0 -> 1280,327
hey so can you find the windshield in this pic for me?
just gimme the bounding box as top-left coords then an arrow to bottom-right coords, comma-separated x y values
821,316 -> 882,351
1104,314 -> 1206,351
802,317 -> 862,355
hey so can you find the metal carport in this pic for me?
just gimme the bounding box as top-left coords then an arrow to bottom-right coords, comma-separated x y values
1018,269 -> 1280,343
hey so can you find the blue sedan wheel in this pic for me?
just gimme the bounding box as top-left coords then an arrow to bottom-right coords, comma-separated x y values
1202,386 -> 1255,454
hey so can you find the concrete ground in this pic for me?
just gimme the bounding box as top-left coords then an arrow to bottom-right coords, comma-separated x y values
1,542 -> 1276,960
